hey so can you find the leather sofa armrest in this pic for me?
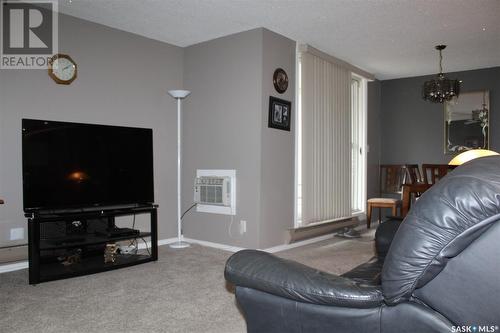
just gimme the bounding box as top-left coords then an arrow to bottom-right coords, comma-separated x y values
225,250 -> 383,308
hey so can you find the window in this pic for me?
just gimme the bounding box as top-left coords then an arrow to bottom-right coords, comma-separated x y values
295,47 -> 368,227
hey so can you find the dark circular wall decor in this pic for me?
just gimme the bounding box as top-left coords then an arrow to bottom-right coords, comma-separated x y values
273,68 -> 288,94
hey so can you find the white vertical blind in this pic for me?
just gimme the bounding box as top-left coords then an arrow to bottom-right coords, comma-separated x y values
299,51 -> 352,225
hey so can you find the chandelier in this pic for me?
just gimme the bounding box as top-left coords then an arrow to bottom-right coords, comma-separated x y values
422,45 -> 460,103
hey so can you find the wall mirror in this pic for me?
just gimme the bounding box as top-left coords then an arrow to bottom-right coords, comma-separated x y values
444,90 -> 489,154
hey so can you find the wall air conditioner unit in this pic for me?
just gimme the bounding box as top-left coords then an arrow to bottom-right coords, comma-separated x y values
194,177 -> 231,206
194,169 -> 236,215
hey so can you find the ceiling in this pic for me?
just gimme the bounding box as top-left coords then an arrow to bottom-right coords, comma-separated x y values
58,0 -> 500,80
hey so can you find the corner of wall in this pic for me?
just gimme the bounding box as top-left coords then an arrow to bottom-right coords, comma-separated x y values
181,28 -> 264,249
367,80 -> 382,199
258,29 -> 297,249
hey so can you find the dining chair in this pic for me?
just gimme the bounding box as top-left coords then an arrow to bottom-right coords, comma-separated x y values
404,164 -> 423,184
422,164 -> 455,184
401,183 -> 433,217
366,164 -> 406,228
367,164 -> 425,228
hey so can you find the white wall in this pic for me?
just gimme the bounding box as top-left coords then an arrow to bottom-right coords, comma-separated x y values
0,14 -> 184,247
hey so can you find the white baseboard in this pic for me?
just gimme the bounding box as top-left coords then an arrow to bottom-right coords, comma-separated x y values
136,237 -> 177,250
262,233 -> 337,253
183,237 -> 244,253
138,237 -> 244,253
182,233 -> 347,254
158,237 -> 178,246
0,260 -> 28,273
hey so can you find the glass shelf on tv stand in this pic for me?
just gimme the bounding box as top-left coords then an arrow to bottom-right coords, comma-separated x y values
39,232 -> 152,251
39,252 -> 153,281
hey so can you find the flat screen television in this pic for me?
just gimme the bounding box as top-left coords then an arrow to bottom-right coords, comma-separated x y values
22,119 -> 154,212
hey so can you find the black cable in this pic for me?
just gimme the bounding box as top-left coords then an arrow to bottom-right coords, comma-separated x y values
128,214 -> 137,247
181,203 -> 197,220
140,237 -> 151,256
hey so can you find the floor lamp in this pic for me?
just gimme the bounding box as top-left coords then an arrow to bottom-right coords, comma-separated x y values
168,89 -> 191,249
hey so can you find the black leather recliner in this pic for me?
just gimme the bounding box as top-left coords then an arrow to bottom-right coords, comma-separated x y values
225,156 -> 500,333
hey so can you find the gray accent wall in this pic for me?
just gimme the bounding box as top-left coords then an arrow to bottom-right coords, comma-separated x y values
367,81 -> 382,199
182,28 -> 296,249
0,14 -> 184,248
381,67 -> 500,164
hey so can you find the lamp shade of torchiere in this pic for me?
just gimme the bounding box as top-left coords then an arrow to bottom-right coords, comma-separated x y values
168,90 -> 191,249
449,149 -> 499,166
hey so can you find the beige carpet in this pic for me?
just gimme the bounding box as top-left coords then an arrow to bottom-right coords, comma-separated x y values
0,230 -> 375,333
277,228 -> 376,275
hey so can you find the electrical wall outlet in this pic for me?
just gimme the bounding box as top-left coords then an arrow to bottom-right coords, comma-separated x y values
240,220 -> 247,234
10,228 -> 24,241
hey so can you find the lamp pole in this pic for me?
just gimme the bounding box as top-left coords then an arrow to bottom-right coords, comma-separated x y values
168,90 -> 191,249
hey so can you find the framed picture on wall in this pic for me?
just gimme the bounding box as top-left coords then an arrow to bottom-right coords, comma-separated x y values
268,96 -> 291,131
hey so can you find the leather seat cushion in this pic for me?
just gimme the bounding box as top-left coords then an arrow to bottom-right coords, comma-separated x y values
339,218 -> 403,286
341,257 -> 383,285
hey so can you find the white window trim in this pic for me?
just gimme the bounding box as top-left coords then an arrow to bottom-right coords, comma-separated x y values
351,74 -> 368,215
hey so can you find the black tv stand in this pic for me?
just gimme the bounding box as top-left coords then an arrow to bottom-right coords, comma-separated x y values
27,205 -> 158,284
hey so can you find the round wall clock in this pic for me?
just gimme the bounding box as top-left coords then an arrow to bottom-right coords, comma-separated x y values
273,68 -> 288,94
48,54 -> 77,85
